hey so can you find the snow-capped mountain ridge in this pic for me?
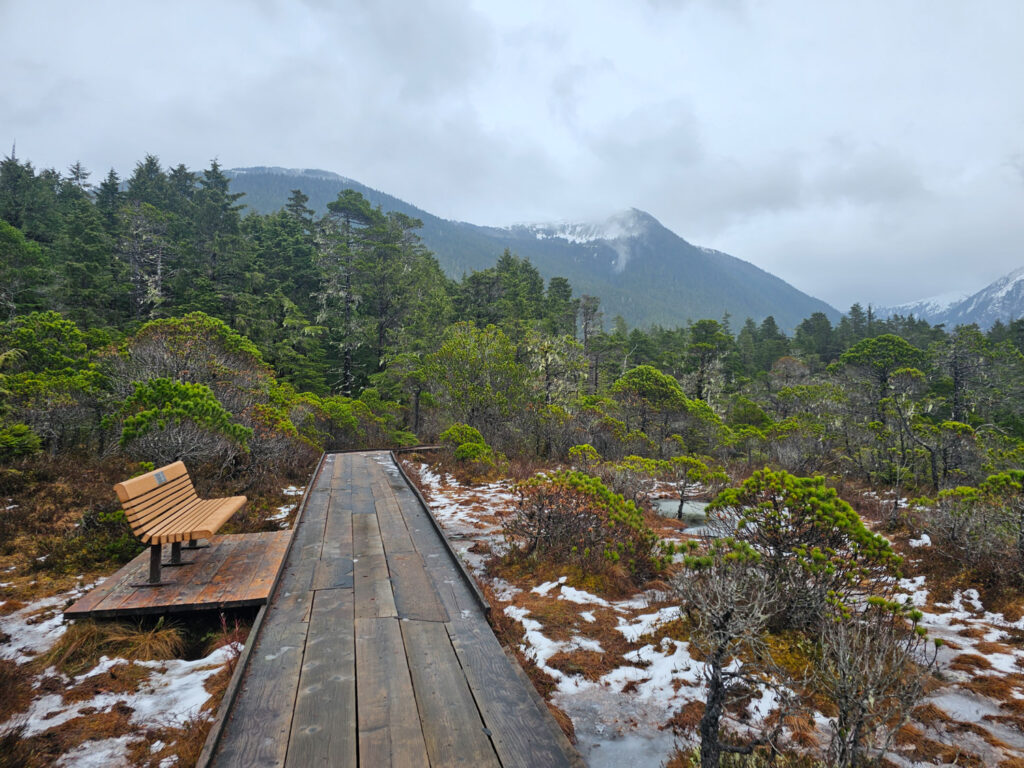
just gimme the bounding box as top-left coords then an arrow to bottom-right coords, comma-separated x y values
876,266 -> 1024,328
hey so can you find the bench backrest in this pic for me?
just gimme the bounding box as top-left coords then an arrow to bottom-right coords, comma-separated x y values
114,461 -> 200,535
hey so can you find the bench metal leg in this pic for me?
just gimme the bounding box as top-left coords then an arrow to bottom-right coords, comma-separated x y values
162,540 -> 195,568
130,544 -> 175,587
150,544 -> 162,583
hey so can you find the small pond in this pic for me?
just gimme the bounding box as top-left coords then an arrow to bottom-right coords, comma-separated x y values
652,498 -> 718,536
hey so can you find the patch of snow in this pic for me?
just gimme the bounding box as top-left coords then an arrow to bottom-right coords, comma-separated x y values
617,607 -> 681,643
490,578 -> 521,601
559,586 -> 611,607
580,611 -> 596,623
6,643 -> 240,737
55,735 -> 133,767
531,577 -> 567,596
908,533 -> 931,548
281,485 -> 304,496
0,593 -> 71,663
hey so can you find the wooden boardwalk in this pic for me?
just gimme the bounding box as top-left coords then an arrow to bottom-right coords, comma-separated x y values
64,532 -> 291,619
206,451 -> 580,768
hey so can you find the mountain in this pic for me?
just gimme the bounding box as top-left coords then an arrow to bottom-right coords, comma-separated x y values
876,268 -> 1024,329
874,291 -> 969,324
227,167 -> 839,330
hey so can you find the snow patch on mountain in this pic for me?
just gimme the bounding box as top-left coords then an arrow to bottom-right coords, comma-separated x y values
514,209 -> 654,272
876,290 -> 970,320
876,266 -> 1024,328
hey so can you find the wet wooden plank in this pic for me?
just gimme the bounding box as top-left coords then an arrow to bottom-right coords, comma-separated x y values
311,557 -> 354,591
286,588 -> 356,768
352,512 -> 385,559
402,620 -> 499,768
354,552 -> 396,619
388,552 -> 448,622
355,617 -> 429,768
448,619 -> 574,768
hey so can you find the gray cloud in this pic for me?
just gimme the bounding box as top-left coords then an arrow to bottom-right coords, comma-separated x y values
2,0 -> 1023,310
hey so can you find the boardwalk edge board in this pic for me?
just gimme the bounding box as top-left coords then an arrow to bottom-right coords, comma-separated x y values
389,448 -> 492,617
195,451 -> 329,768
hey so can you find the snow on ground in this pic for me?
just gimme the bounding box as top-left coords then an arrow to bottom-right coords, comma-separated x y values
9,644 -> 239,738
0,581 -> 97,663
410,459 -> 1024,766
0,582 -> 240,766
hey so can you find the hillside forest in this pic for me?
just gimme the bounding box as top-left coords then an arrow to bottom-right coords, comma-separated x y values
6,154 -> 1024,766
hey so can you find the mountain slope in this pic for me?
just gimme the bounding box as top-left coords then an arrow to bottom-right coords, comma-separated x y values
227,167 -> 839,330
876,268 -> 1024,329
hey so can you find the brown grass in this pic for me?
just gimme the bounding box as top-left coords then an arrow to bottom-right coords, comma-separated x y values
949,653 -> 993,672
62,661 -> 152,704
912,702 -> 952,726
663,700 -> 705,736
0,659 -> 34,721
894,724 -> 983,767
965,674 -> 1016,701
126,712 -> 214,768
39,618 -> 185,676
547,701 -> 577,743
999,758 -> 1024,768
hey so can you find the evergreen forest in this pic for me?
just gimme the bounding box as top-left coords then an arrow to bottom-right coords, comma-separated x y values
6,153 -> 1024,766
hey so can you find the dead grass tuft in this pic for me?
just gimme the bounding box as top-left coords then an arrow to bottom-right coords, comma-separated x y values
62,661 -> 151,704
39,618 -> 185,676
546,649 -> 616,681
912,702 -> 952,726
0,659 -> 34,721
127,711 -> 214,768
949,652 -> 993,672
663,700 -> 705,736
547,701 -> 577,743
894,723 -> 983,767
965,674 -> 1015,701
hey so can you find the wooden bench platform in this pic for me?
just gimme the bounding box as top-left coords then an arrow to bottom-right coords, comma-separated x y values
64,532 -> 292,619
203,451 -> 582,768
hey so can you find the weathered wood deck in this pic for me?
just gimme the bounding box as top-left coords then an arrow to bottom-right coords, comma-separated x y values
64,531 -> 291,619
205,451 -> 580,768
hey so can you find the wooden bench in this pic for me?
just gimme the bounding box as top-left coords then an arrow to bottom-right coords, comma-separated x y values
114,461 -> 247,586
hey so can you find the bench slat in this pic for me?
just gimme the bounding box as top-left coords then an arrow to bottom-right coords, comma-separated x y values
146,497 -> 242,543
125,481 -> 201,527
114,461 -> 190,503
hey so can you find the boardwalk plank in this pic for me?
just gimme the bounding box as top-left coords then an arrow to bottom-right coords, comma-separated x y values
388,552 -> 448,622
355,617 -> 429,768
354,552 -> 396,619
402,620 -> 499,768
448,619 -> 574,768
286,588 -> 356,768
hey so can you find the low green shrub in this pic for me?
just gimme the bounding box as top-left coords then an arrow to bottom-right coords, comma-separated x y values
504,470 -> 675,583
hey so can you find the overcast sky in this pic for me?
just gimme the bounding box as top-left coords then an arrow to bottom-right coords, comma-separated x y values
2,0 -> 1023,309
